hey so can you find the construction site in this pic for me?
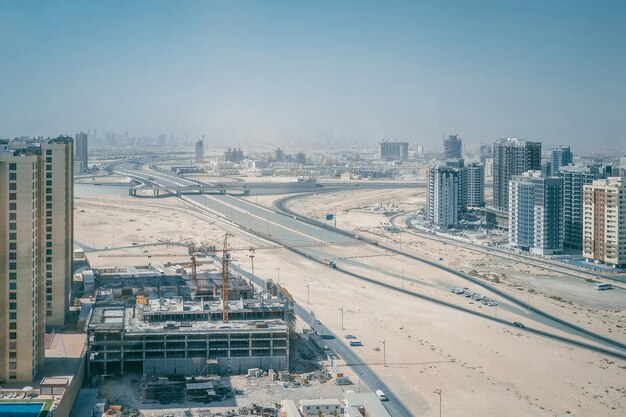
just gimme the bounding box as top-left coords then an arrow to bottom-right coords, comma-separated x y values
80,234 -> 319,408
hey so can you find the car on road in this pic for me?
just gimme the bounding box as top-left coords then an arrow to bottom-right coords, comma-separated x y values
463,290 -> 473,297
453,287 -> 464,294
345,334 -> 357,339
375,390 -> 388,401
472,293 -> 484,301
315,320 -> 322,325
487,300 -> 498,306
349,341 -> 363,347
513,322 -> 525,328
323,345 -> 330,351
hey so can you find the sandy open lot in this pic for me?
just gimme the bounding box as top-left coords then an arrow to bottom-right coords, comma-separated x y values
75,186 -> 626,416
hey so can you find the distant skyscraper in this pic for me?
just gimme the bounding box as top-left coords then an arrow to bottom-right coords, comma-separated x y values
380,141 -> 409,161
492,138 -> 542,212
224,148 -> 244,162
509,171 -> 564,255
428,165 -> 459,229
557,165 -> 606,249
551,145 -> 573,176
583,177 -> 626,267
443,135 -> 462,159
195,139 -> 204,163
479,144 -> 492,164
0,136 -> 73,381
274,148 -> 285,162
466,162 -> 485,207
541,160 -> 552,178
75,132 -> 88,172
444,158 -> 467,211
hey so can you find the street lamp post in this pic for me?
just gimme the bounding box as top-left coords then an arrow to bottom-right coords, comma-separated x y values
434,389 -> 442,417
358,372 -> 363,393
306,283 -> 310,304
380,340 -> 386,367
339,307 -> 344,330
276,267 -> 280,285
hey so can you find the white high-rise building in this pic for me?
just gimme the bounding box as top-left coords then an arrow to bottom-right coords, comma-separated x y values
466,162 -> 485,207
509,171 -> 564,255
427,166 -> 459,229
583,177 -> 626,267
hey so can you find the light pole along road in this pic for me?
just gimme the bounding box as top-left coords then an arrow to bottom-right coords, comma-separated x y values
229,262 -> 415,417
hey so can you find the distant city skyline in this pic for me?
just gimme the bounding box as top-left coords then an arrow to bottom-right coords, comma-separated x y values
1,1 -> 625,149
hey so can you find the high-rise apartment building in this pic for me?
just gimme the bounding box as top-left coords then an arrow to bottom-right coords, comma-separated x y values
380,141 -> 409,161
443,135 -> 462,159
492,138 -> 542,212
444,159 -> 468,212
0,145 -> 46,382
583,177 -> 626,267
75,132 -> 88,173
41,137 -> 74,327
195,139 -> 204,163
466,162 -> 485,207
551,145 -> 573,176
274,148 -> 285,163
557,165 -> 606,250
509,171 -> 564,255
427,166 -> 459,229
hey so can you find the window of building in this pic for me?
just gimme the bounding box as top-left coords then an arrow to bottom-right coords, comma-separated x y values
46,150 -> 51,155
9,262 -> 17,270
9,312 -> 16,319
9,172 -> 16,180
9,272 -> 16,280
9,212 -> 16,220
9,202 -> 17,210
9,162 -> 16,170
46,172 -> 52,179
9,322 -> 17,329
9,332 -> 17,340
9,222 -> 16,230
46,311 -> 53,317
9,373 -> 17,380
9,233 -> 16,240
9,352 -> 16,359
9,292 -> 16,300
9,252 -> 16,260
9,302 -> 17,310
9,192 -> 16,200
46,203 -> 52,209
9,242 -> 16,250
9,182 -> 16,190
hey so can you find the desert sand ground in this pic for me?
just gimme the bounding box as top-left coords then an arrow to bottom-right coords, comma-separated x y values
75,185 -> 626,416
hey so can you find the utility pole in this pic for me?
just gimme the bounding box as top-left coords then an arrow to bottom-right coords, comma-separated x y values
358,372 -> 362,393
248,249 -> 255,275
339,307 -> 344,330
276,267 -> 280,285
435,389 -> 442,417
380,340 -> 386,367
320,227 -> 323,258
306,283 -> 310,304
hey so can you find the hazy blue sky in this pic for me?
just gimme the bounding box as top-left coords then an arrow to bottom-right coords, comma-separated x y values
1,0 -> 624,149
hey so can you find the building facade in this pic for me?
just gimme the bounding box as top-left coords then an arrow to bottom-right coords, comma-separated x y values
557,165 -> 606,250
492,138 -> 542,212
509,171 -> 564,255
195,139 -> 204,163
551,145 -> 573,176
380,141 -> 409,161
0,145 -> 46,382
427,166 -> 459,229
466,162 -> 485,207
41,138 -> 74,327
583,177 -> 626,267
443,135 -> 462,159
74,132 -> 88,172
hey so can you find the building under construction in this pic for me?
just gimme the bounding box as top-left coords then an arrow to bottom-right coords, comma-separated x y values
86,292 -> 292,377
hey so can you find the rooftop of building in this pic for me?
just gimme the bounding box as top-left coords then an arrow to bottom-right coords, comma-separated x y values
88,297 -> 289,334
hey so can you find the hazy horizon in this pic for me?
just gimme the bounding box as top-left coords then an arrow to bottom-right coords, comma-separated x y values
1,1 -> 625,150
